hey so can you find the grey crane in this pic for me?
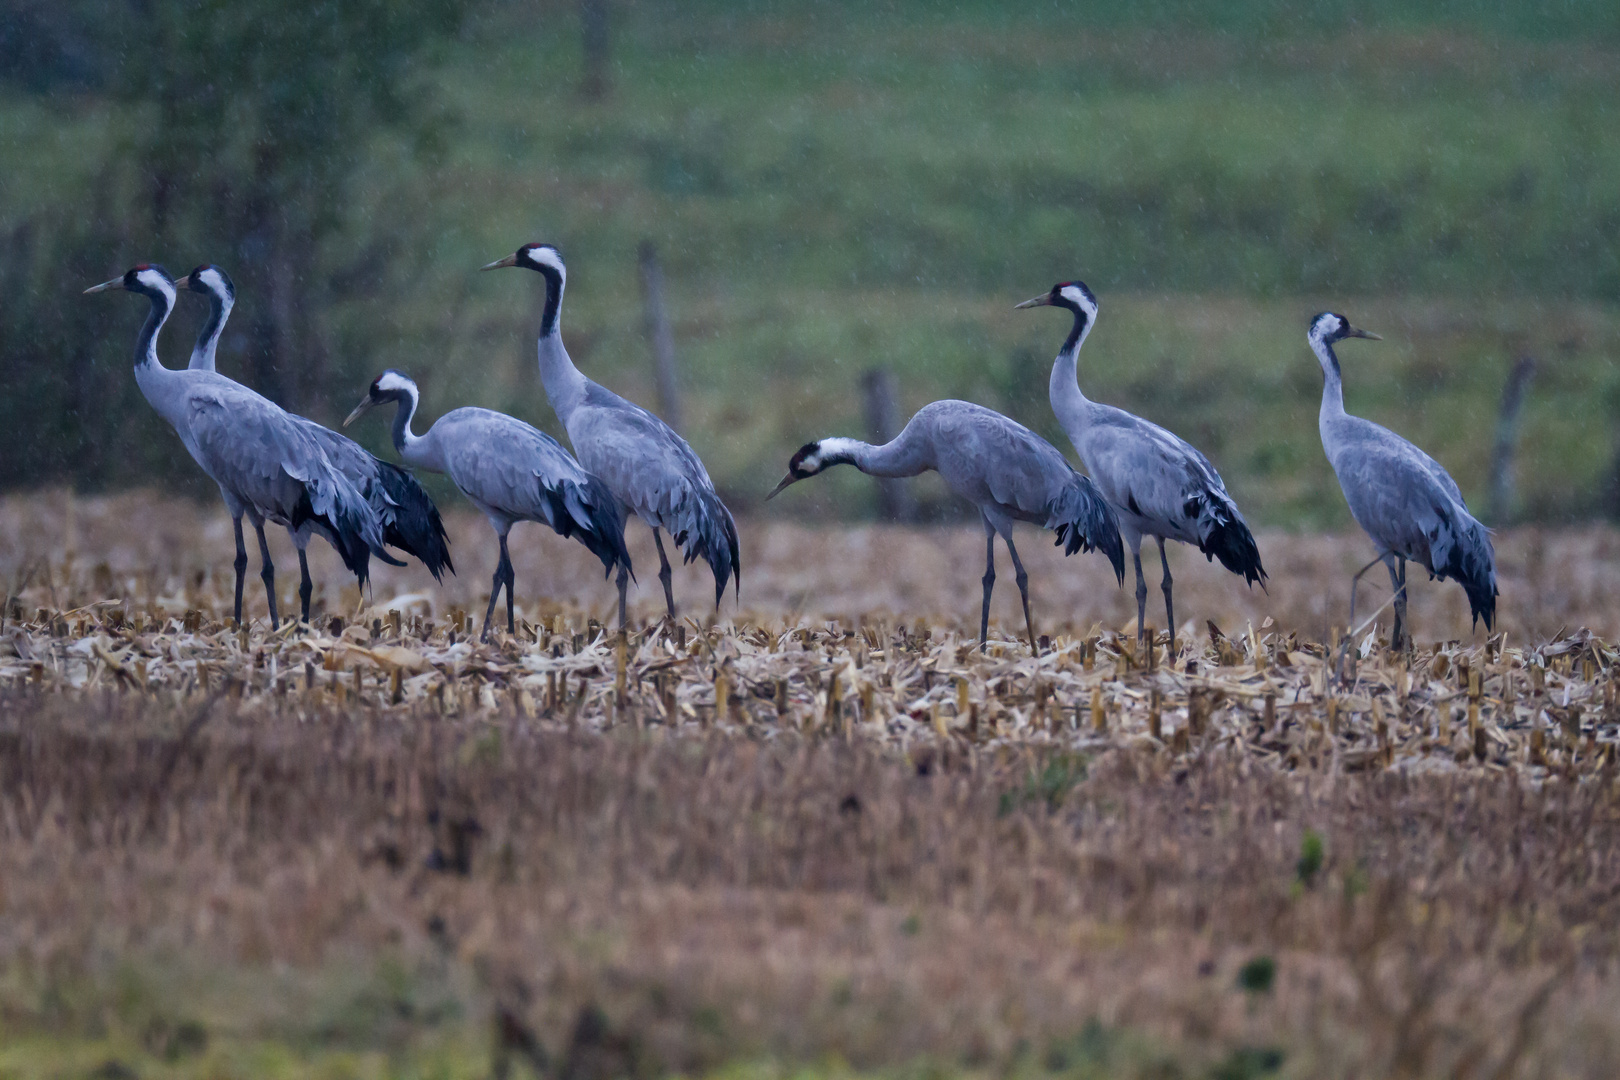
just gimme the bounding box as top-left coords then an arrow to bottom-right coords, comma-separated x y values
85,264 -> 385,629
765,400 -> 1124,652
1018,281 -> 1265,648
1307,312 -> 1497,647
480,243 -> 739,628
344,369 -> 631,642
174,263 -> 454,621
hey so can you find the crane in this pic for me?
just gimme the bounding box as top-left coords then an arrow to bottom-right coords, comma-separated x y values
1018,281 -> 1265,649
85,264 -> 385,629
1307,312 -> 1497,647
765,400 -> 1124,653
174,264 -> 453,621
480,243 -> 738,628
344,369 -> 631,642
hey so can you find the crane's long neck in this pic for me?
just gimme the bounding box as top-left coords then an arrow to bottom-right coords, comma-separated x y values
534,267 -> 588,423
133,288 -> 175,372
188,287 -> 232,371
1311,332 -> 1347,423
1048,305 -> 1095,436
816,431 -> 932,479
388,386 -> 432,467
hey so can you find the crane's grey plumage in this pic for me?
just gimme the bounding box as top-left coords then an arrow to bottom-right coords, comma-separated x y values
481,243 -> 739,628
1308,312 -> 1497,645
176,264 -> 453,622
766,400 -> 1124,652
85,264 -> 386,629
1019,281 -> 1265,647
345,369 -> 631,642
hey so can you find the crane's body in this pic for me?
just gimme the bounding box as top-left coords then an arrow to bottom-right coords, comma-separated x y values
176,264 -> 453,620
482,244 -> 739,627
1019,282 -> 1265,646
767,399 -> 1123,652
1309,313 -> 1497,644
85,264 -> 384,629
346,370 -> 630,642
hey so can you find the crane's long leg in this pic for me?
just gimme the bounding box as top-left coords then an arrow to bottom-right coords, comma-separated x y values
252,517 -> 279,630
615,560 -> 630,631
231,515 -> 248,628
1132,545 -> 1148,648
978,517 -> 996,650
1156,536 -> 1175,652
653,528 -> 676,621
480,532 -> 515,643
1003,530 -> 1038,656
1385,555 -> 1408,652
503,535 -> 517,636
297,547 -> 313,624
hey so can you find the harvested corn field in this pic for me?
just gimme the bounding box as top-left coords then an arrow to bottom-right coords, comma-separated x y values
3,491 -> 1620,1078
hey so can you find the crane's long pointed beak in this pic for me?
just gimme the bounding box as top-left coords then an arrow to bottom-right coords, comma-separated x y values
342,398 -> 376,429
83,277 -> 124,294
765,473 -> 799,501
1347,326 -> 1383,340
480,254 -> 519,271
172,275 -> 191,289
1014,294 -> 1051,310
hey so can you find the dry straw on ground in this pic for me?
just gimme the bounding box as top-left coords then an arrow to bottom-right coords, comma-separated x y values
3,492 -> 1620,1076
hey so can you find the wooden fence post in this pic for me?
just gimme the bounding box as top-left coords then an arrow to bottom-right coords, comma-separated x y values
861,369 -> 917,523
580,0 -> 611,100
638,241 -> 682,433
1488,356 -> 1535,524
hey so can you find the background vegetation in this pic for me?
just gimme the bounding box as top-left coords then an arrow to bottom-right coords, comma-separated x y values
4,0 -> 1620,525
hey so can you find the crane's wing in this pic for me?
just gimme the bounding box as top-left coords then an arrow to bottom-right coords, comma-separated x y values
441,410 -> 630,575
184,384 -> 383,578
931,402 -> 1124,579
569,388 -> 738,604
1331,427 -> 1496,628
297,417 -> 452,579
1075,407 -> 1264,585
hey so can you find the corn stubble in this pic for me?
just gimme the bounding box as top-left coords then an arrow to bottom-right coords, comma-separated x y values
2,494 -> 1620,1075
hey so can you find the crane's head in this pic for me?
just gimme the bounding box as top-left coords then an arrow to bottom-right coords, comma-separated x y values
83,263 -> 175,303
481,242 -> 566,279
344,369 -> 418,428
1015,280 -> 1098,323
1309,312 -> 1381,345
173,264 -> 236,303
766,439 -> 856,500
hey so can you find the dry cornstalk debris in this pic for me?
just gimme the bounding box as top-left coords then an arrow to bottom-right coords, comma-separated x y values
4,591 -> 1617,781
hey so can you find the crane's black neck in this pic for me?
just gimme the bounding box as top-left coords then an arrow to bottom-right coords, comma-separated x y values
194,286 -> 231,367
1312,332 -> 1343,381
1061,304 -> 1089,356
537,267 -> 563,338
388,385 -> 420,453
134,288 -> 174,369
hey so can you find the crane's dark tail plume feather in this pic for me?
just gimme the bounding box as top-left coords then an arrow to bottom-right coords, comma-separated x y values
1434,527 -> 1498,631
375,461 -> 454,581
673,490 -> 741,608
547,476 -> 632,580
1200,515 -> 1267,589
291,488 -> 374,586
1050,479 -> 1126,583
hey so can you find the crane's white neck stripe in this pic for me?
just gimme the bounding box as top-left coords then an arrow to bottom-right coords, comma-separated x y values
200,268 -> 230,301
137,269 -> 175,305
1060,284 -> 1094,318
377,371 -> 415,394
529,247 -> 566,277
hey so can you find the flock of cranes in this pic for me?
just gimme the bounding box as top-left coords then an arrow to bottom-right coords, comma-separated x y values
86,249 -> 1498,651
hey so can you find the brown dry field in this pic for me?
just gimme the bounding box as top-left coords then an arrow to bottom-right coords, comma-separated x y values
3,492 -> 1620,1078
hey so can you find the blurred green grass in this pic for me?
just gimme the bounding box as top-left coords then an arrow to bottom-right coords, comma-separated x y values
5,0 -> 1619,524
